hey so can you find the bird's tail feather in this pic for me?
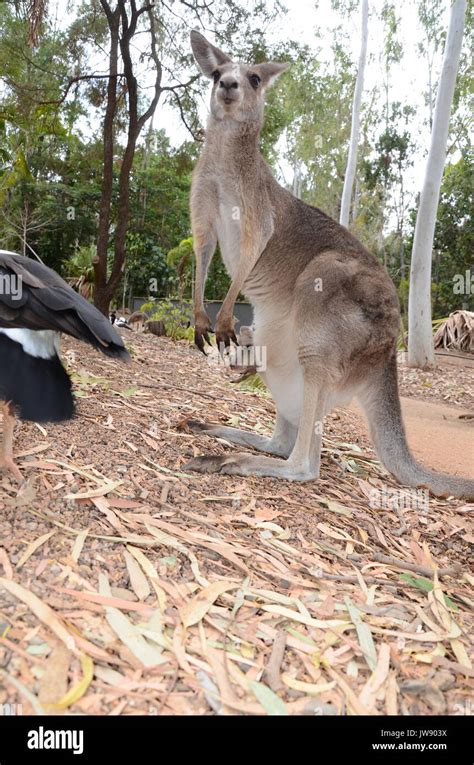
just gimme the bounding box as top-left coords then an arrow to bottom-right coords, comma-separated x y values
0,335 -> 74,422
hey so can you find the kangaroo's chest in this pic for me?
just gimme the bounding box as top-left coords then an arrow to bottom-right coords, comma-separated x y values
213,180 -> 275,298
214,183 -> 243,278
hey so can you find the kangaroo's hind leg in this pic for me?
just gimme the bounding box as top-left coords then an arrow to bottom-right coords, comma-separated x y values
184,370 -> 328,480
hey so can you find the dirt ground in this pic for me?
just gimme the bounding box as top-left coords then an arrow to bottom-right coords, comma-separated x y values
349,397 -> 473,477
0,331 -> 472,717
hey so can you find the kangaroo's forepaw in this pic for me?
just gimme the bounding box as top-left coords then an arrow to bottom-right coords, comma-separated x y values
194,328 -> 214,355
214,316 -> 238,352
194,312 -> 214,355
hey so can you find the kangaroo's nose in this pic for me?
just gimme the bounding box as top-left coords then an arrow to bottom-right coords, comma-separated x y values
219,78 -> 238,91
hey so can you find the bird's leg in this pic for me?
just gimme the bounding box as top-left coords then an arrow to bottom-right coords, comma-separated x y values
0,402 -> 23,482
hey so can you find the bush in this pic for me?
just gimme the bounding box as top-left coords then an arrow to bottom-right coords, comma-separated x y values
141,299 -> 194,342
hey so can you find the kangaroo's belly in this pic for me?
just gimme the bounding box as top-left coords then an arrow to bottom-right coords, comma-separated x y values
252,300 -> 358,425
263,366 -> 304,426
252,304 -> 302,426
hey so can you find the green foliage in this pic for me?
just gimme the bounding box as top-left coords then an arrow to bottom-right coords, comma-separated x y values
381,1 -> 403,69
399,574 -> 458,610
124,231 -> 171,300
165,235 -> 232,301
363,105 -> 415,192
111,132 -> 198,301
404,155 -> 474,318
167,237 -> 194,268
167,236 -> 194,298
416,0 -> 445,124
397,277 -> 409,318
280,43 -> 354,220
205,256 -> 232,300
237,374 -> 268,393
431,156 -> 474,316
141,299 -> 194,342
64,243 -> 95,299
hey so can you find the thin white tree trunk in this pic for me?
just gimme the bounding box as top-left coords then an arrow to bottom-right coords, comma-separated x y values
292,158 -> 301,199
407,0 -> 466,369
351,174 -> 360,224
339,0 -> 368,228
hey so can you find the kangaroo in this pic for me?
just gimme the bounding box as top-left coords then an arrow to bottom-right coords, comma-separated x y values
185,30 -> 474,500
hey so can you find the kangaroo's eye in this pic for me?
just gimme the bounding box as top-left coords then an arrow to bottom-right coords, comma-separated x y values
212,70 -> 220,84
248,74 -> 261,89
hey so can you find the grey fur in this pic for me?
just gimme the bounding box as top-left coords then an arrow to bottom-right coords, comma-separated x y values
186,32 -> 474,500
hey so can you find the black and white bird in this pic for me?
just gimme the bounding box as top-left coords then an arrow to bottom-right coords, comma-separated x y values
114,316 -> 133,330
0,250 -> 130,481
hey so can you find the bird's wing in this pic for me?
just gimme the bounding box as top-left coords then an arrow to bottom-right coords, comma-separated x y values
0,251 -> 130,359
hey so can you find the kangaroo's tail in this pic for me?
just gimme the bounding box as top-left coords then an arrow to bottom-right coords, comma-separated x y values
359,355 -> 474,500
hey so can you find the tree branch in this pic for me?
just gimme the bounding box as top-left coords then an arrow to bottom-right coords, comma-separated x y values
137,6 -> 163,130
36,73 -> 126,106
169,89 -> 204,142
99,0 -> 114,24
161,73 -> 200,93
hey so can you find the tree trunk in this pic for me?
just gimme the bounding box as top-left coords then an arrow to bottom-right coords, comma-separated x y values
407,0 -> 466,368
292,158 -> 301,199
339,0 -> 368,228
22,201 -> 28,257
93,4 -> 120,315
351,173 -> 360,224
93,1 -> 162,316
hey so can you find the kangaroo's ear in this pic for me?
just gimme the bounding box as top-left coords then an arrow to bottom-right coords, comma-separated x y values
190,30 -> 232,77
253,62 -> 290,88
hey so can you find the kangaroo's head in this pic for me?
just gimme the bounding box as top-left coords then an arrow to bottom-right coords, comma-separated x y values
190,31 -> 288,126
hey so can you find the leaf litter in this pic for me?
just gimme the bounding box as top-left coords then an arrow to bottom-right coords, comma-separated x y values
0,332 -> 472,716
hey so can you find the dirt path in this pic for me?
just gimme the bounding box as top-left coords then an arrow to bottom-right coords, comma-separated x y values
349,398 -> 473,477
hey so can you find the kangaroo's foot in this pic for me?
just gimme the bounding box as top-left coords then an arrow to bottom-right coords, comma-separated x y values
187,417 -> 296,458
184,452 -> 318,481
